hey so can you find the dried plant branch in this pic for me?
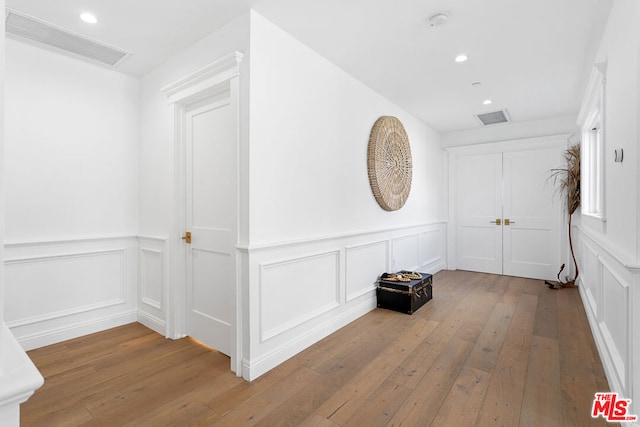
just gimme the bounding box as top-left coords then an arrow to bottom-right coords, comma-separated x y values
548,144 -> 581,287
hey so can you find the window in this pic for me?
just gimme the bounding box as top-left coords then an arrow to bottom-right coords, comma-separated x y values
578,63 -> 606,230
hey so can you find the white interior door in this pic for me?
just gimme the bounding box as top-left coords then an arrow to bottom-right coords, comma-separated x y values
503,149 -> 561,280
455,153 -> 503,274
184,92 -> 236,355
454,147 -> 561,280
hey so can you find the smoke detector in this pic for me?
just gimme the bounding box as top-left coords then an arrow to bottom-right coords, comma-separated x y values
5,9 -> 131,67
475,110 -> 511,126
427,13 -> 449,28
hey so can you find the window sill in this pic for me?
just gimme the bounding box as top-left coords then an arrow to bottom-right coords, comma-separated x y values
581,212 -> 606,233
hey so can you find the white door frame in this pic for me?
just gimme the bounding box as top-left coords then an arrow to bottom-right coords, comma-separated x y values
161,52 -> 244,375
447,134 -> 570,278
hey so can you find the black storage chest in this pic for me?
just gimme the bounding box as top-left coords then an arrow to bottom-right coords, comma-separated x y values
376,271 -> 432,314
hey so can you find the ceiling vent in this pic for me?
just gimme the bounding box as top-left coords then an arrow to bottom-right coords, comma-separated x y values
5,10 -> 131,67
475,110 -> 511,126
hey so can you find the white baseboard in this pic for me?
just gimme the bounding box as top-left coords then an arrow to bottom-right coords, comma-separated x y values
137,310 -> 166,336
15,311 -> 137,351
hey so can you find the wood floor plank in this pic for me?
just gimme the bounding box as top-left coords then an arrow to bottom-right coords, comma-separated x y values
500,275 -> 528,305
430,366 -> 492,426
474,293 -> 538,427
82,350 -> 227,421
532,287 -> 560,339
22,272 -> 613,427
454,286 -> 501,343
342,380 -> 412,427
386,336 -> 475,426
298,413 -> 340,427
210,366 -> 320,426
465,302 -> 515,373
386,275 -> 494,390
519,335 -> 562,426
315,318 -> 438,424
385,307 -> 467,390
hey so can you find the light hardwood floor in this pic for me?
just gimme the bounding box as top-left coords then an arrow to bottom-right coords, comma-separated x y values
22,270 -> 614,426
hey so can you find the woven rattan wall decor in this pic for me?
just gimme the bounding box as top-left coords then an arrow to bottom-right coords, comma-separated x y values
367,116 -> 412,211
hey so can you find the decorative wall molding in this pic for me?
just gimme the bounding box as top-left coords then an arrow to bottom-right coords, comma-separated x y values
6,298 -> 126,329
140,248 -> 163,310
137,236 -> 168,336
345,240 -> 389,302
259,250 -> 341,342
2,224 -> 446,383
4,236 -> 138,350
575,224 -> 635,401
244,222 -> 447,380
3,235 -> 138,248
392,234 -> 420,271
238,221 -> 447,252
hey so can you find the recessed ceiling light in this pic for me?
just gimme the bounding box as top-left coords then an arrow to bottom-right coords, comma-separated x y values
80,12 -> 97,24
455,54 -> 468,63
483,99 -> 493,105
427,13 -> 449,28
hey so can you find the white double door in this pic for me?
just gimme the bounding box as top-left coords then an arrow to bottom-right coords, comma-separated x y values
183,92 -> 236,356
454,147 -> 562,280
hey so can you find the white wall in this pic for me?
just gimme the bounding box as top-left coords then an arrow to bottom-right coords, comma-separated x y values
242,12 -> 446,379
571,0 -> 640,420
588,0 -> 638,258
3,39 -> 140,347
0,0 -> 6,370
249,12 -> 443,244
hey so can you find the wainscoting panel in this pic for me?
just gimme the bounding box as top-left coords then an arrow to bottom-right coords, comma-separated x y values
5,250 -> 125,325
575,225 -> 637,402
601,262 -> 629,389
581,240 -> 601,320
4,236 -> 138,350
138,236 -> 167,335
345,241 -> 388,302
242,222 -> 447,380
420,226 -> 446,269
259,250 -> 340,342
391,234 -> 420,271
141,249 -> 162,310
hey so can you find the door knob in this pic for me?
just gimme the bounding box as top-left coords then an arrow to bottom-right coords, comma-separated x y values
181,231 -> 192,244
490,219 -> 501,225
504,219 -> 515,226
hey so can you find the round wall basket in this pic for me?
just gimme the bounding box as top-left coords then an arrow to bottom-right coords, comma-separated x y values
367,116 -> 412,211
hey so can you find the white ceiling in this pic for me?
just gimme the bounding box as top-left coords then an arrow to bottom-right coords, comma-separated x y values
5,0 -> 612,133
